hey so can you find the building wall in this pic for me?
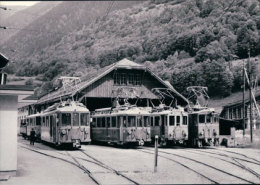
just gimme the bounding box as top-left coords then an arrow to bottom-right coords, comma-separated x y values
221,101 -> 260,129
0,95 -> 18,172
81,69 -> 165,99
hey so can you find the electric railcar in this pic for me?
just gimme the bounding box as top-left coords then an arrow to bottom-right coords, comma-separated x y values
40,101 -> 91,148
20,113 -> 41,141
150,104 -> 188,146
188,107 -> 219,147
91,103 -> 151,146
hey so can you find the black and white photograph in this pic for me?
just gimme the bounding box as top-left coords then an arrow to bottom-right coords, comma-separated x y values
0,0 -> 260,184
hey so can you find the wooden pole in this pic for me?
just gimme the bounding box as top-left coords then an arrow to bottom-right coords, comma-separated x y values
243,60 -> 245,136
248,48 -> 253,143
154,135 -> 158,173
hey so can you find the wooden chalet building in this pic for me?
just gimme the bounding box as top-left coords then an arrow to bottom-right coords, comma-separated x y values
220,89 -> 260,130
33,58 -> 188,112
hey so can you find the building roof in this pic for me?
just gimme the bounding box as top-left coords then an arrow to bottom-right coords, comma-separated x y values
0,52 -> 9,69
0,85 -> 34,95
0,85 -> 34,91
38,58 -> 188,105
223,88 -> 260,108
22,94 -> 38,100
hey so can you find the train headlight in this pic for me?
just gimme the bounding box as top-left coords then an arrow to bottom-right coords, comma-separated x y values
128,130 -> 132,135
169,134 -> 172,138
182,131 -> 187,138
213,129 -> 217,136
61,129 -> 66,135
199,132 -> 203,136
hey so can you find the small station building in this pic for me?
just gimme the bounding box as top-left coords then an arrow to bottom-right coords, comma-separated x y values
0,53 -> 34,179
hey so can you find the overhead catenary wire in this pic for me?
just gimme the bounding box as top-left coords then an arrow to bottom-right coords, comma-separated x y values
0,1 -> 116,37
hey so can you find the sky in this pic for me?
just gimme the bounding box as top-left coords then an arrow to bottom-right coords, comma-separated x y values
0,1 -> 39,6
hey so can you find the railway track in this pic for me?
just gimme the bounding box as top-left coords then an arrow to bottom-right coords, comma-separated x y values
19,144 -> 139,185
137,149 -> 218,184
213,149 -> 260,164
180,149 -> 260,180
78,150 -> 139,185
138,147 -> 257,184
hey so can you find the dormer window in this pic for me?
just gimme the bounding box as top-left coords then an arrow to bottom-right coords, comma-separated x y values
114,73 -> 142,86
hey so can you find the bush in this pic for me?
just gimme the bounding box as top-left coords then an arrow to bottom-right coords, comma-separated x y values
25,78 -> 34,85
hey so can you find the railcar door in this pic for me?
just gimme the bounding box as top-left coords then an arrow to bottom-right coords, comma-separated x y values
188,114 -> 198,146
53,114 -> 57,143
118,116 -> 123,142
160,115 -> 165,136
50,115 -> 53,142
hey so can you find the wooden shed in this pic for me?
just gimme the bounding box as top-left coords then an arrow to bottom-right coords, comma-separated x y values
36,58 -> 188,111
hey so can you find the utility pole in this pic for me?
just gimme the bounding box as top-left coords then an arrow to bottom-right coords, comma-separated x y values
248,48 -> 253,143
243,60 -> 245,136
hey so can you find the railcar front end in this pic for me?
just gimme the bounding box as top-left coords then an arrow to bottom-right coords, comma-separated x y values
188,108 -> 219,147
41,101 -> 91,148
150,106 -> 188,146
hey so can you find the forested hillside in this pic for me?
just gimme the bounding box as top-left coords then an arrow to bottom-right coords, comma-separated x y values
2,0 -> 260,98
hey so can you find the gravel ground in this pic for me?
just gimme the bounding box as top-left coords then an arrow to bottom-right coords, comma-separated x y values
1,145 -> 96,185
2,137 -> 260,185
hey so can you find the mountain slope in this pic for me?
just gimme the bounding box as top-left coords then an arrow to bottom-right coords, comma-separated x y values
0,2 -> 61,45
1,0 -> 260,98
1,1 -> 141,73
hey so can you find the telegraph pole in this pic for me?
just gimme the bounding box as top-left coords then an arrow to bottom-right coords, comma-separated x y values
248,48 -> 253,143
243,60 -> 245,136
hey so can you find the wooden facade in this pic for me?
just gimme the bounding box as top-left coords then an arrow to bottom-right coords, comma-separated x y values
35,58 -> 188,112
220,89 -> 260,130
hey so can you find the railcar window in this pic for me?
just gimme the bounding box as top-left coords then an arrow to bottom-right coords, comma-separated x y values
137,116 -> 142,127
122,116 -> 127,127
30,118 -> 33,126
92,117 -> 96,127
36,117 -> 41,126
183,116 -> 188,125
169,116 -> 175,126
117,116 -> 121,128
155,116 -> 160,126
206,114 -> 211,123
61,113 -> 71,126
42,117 -> 45,127
128,116 -> 136,127
80,113 -> 89,126
176,116 -> 180,126
102,117 -> 106,127
97,117 -> 102,127
164,115 -> 168,126
46,116 -> 49,127
199,115 -> 206,123
73,113 -> 79,126
112,117 -> 116,127
144,116 -> 150,127
107,117 -> 111,127
151,117 -> 154,127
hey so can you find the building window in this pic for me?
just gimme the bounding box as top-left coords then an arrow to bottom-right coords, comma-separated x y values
135,74 -> 141,85
114,73 -> 142,86
128,74 -> 135,85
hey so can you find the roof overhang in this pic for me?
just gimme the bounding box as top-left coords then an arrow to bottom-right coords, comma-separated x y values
0,85 -> 34,95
